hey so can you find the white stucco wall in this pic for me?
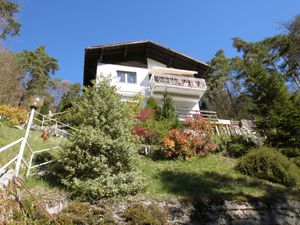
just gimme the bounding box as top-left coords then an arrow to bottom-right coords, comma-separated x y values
96,63 -> 150,98
96,60 -> 201,112
147,58 -> 167,70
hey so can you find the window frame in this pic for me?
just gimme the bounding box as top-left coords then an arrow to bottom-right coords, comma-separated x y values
116,70 -> 137,84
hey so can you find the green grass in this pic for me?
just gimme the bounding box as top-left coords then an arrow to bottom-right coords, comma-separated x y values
0,125 -> 64,174
137,154 -> 300,201
2,124 -> 300,202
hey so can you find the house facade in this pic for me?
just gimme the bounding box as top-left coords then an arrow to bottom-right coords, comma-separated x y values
83,41 -> 210,118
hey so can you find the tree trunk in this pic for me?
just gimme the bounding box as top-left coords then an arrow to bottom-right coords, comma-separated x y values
291,74 -> 300,90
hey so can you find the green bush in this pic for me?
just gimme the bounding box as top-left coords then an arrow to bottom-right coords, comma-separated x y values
61,78 -> 144,201
211,135 -> 231,152
237,147 -> 300,187
56,201 -> 101,224
124,203 -> 168,225
292,157 -> 300,168
280,148 -> 300,158
280,148 -> 300,168
226,135 -> 256,158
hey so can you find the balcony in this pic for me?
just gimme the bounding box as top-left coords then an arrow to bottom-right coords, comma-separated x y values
149,74 -> 207,100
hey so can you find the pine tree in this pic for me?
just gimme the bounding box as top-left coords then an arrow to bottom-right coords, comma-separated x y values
160,91 -> 180,128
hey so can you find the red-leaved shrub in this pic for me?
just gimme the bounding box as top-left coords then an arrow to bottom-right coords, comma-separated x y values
161,114 -> 217,159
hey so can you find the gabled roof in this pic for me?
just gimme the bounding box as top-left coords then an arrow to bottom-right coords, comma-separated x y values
83,40 -> 210,86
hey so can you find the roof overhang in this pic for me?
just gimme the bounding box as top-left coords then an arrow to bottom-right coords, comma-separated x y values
83,40 -> 210,86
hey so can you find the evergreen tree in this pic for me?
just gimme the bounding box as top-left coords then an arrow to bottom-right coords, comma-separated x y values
145,96 -> 160,120
160,91 -> 180,128
17,46 -> 59,105
0,0 -> 21,39
61,78 -> 142,200
233,38 -> 300,147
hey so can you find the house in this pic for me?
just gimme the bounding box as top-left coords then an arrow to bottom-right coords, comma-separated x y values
83,41 -> 210,118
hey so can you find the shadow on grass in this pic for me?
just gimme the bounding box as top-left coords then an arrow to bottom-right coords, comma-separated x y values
158,170 -> 300,224
158,170 -> 299,201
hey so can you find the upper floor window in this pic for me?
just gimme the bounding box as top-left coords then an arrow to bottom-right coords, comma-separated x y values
117,71 -> 137,84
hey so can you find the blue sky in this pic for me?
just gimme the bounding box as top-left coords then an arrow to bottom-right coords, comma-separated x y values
5,0 -> 300,84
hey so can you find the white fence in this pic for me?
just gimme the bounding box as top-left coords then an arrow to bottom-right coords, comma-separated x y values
0,109 -> 74,179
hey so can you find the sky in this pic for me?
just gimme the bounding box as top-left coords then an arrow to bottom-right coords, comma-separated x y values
5,0 -> 300,84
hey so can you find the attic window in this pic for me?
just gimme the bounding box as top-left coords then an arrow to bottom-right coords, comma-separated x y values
117,71 -> 137,84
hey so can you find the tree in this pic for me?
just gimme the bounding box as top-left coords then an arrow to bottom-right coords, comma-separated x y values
233,37 -> 300,147
0,0 -> 21,39
145,96 -> 160,120
160,91 -> 177,120
205,50 -> 253,119
61,79 -> 142,200
48,78 -> 71,107
0,47 -> 24,106
17,46 -> 59,105
57,83 -> 81,112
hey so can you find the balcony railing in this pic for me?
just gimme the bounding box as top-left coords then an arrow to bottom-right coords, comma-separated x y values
150,74 -> 206,90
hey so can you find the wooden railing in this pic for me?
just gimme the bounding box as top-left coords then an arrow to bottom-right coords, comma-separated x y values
176,108 -> 218,122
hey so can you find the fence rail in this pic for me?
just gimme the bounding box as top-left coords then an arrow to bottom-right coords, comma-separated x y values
0,109 -> 68,182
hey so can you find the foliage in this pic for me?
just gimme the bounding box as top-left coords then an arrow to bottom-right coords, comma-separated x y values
0,0 -> 21,39
56,201 -> 101,224
160,115 -> 217,159
48,78 -> 72,108
204,50 -> 254,120
144,119 -> 178,146
61,79 -> 143,201
126,93 -> 144,118
0,48 -> 25,106
237,147 -> 300,187
56,82 -> 81,112
211,134 -> 231,152
124,202 -> 168,225
226,135 -> 256,158
17,46 -> 59,106
133,94 -> 181,146
145,96 -> 160,119
280,148 -> 300,167
39,99 -> 51,115
233,37 -> 300,148
0,104 -> 27,125
160,91 -> 180,128
132,108 -> 157,142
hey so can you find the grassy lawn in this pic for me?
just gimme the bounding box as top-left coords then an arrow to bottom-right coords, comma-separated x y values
0,125 -> 64,173
138,154 -> 300,201
2,125 -> 300,202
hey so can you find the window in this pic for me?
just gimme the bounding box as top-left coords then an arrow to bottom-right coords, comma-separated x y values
117,71 -> 126,83
117,71 -> 137,84
127,73 -> 137,83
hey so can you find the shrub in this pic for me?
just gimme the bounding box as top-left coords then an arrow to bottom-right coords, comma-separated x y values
237,147 -> 300,187
280,148 -> 300,168
160,115 -> 217,159
211,134 -> 231,152
226,135 -> 256,158
280,148 -> 300,158
56,201 -> 102,224
61,79 -> 144,201
124,202 -> 168,225
0,104 -> 27,125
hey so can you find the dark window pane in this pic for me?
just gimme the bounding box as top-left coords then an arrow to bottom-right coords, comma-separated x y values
117,71 -> 126,82
127,73 -> 137,83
